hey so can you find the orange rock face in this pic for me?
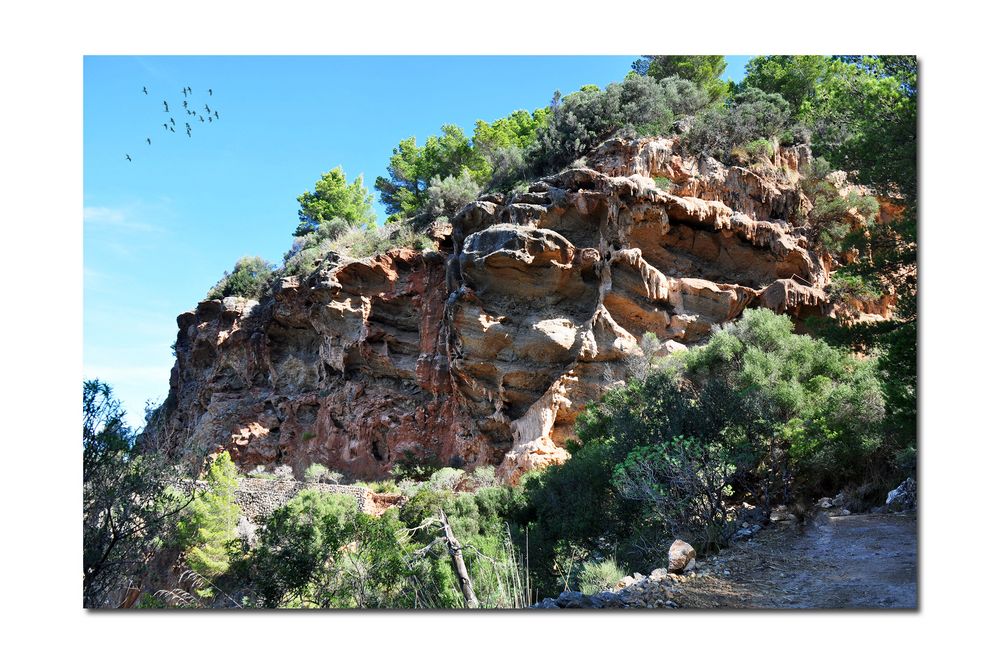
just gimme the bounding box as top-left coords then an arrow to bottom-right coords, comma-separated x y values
148,137 -> 882,482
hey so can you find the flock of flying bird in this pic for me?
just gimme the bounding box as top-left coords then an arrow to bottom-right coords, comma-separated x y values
125,85 -> 221,162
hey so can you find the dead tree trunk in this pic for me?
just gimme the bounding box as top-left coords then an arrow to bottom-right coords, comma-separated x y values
439,508 -> 479,609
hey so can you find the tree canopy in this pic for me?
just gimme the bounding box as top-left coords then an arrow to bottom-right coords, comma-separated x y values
631,55 -> 729,101
374,124 -> 488,223
83,380 -> 190,607
294,166 -> 377,237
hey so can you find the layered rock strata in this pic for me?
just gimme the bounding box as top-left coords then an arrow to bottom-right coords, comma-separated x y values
150,137 -> 870,482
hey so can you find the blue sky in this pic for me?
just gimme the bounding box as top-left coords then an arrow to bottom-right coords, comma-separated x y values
84,55 -> 752,426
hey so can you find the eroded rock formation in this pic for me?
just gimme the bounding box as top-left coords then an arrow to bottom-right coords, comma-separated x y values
148,137 -> 879,483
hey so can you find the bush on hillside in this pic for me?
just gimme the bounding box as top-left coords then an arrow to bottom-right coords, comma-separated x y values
520,309 -> 886,595
240,490 -> 409,608
799,159 -> 880,254
684,86 -> 791,162
577,558 -> 626,594
206,256 -> 275,300
283,222 -> 434,278
533,75 -> 706,174
425,169 -> 481,221
303,463 -> 343,484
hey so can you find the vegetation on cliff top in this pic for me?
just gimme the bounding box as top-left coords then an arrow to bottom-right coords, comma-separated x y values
94,55 -> 917,609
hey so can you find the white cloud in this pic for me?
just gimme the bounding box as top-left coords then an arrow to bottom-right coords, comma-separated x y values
83,205 -> 160,233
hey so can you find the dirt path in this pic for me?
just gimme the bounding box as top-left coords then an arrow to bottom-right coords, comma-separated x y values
676,512 -> 917,609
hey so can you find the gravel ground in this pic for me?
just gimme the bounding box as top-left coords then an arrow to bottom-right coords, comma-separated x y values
676,512 -> 917,609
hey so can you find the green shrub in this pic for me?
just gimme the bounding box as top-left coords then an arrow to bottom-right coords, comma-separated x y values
800,162 -> 880,253
613,435 -> 736,552
389,448 -> 443,482
482,145 -> 530,192
653,176 -> 673,190
397,484 -> 529,608
521,309 -> 886,594
533,76 -> 703,174
177,452 -> 240,581
242,489 -> 409,608
685,87 -> 791,162
206,256 -> 275,300
743,138 -> 775,162
365,479 -> 398,494
282,165 -> 433,278
282,237 -> 336,278
577,559 -> 626,594
683,309 -> 885,493
830,272 -> 882,302
469,465 -> 500,490
135,593 -> 168,609
337,224 -> 433,258
303,463 -> 342,484
779,124 -> 811,146
283,223 -> 434,278
428,467 -> 465,492
425,168 -> 481,221
631,56 -> 728,102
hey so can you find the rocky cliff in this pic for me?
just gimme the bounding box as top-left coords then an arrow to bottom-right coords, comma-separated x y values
149,137 -> 879,482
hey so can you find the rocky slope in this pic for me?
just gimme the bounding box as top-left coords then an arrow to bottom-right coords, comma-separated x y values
148,136 -> 880,482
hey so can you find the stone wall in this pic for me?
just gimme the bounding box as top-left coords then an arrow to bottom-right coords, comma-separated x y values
234,478 -> 374,522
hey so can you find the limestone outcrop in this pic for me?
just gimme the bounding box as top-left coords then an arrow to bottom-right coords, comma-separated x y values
148,137 -> 877,483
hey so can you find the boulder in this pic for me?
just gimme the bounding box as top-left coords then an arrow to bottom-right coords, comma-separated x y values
668,539 -> 696,573
595,591 -> 626,609
886,478 -> 916,511
649,568 -> 670,582
554,591 -> 595,609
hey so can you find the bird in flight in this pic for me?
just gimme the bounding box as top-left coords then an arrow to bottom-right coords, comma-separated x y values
199,115 -> 204,122
208,116 -> 213,123
182,87 -> 188,97
186,128 -> 192,138
213,110 -> 219,119
125,154 -> 132,162
169,126 -> 175,133
170,117 -> 175,126
146,137 -> 151,145
143,86 -> 148,95
162,123 -> 168,130
204,103 -> 210,113
163,100 -> 169,112
208,88 -> 213,96
183,100 -> 188,109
